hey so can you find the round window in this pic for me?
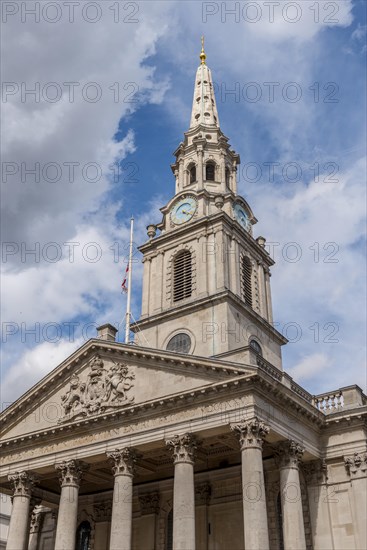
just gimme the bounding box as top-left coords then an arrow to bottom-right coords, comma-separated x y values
166,333 -> 192,354
249,340 -> 262,356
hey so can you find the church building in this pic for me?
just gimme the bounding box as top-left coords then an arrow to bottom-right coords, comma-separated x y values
1,43 -> 366,550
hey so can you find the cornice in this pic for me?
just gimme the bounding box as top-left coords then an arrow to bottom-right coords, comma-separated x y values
131,289 -> 287,345
321,408 -> 367,429
0,375 -> 257,454
0,365 -> 328,457
139,210 -> 273,266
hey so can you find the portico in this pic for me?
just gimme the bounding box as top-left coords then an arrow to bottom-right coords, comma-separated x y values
1,336 -> 366,549
4,428 -> 308,550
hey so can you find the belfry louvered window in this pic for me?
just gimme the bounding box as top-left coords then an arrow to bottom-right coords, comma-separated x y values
241,256 -> 253,307
173,250 -> 192,302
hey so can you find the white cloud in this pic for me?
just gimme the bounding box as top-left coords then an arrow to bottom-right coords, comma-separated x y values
247,157 -> 366,392
1,2 -> 174,249
1,338 -> 84,407
288,353 -> 332,381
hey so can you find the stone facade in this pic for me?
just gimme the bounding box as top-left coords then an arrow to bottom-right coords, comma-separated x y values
0,46 -> 366,550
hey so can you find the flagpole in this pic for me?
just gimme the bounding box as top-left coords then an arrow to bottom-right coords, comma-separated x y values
125,216 -> 134,344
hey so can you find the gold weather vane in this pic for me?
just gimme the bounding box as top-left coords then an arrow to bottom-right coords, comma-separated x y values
200,36 -> 206,65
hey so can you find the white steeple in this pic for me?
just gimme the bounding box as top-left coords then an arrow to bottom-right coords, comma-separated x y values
189,37 -> 220,129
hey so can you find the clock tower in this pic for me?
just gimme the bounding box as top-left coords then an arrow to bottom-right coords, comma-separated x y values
132,41 -> 287,369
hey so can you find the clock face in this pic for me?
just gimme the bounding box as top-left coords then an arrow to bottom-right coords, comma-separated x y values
233,203 -> 251,232
171,196 -> 197,225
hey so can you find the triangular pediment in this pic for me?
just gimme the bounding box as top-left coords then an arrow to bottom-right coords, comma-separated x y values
1,340 -> 255,442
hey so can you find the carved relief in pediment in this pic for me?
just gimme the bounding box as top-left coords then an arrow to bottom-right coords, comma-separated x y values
59,355 -> 134,422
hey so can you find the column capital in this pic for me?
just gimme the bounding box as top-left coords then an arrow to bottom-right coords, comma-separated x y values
55,459 -> 87,488
94,501 -> 112,522
8,471 -> 36,498
344,452 -> 367,479
107,447 -> 138,477
276,440 -> 305,469
302,459 -> 328,484
195,482 -> 211,505
30,507 -> 45,534
139,491 -> 160,515
166,433 -> 197,464
230,417 -> 269,450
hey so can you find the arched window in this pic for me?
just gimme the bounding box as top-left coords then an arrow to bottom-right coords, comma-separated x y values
205,161 -> 215,181
166,509 -> 173,550
173,250 -> 192,302
241,256 -> 252,307
167,333 -> 191,354
225,167 -> 230,187
189,165 -> 196,183
76,521 -> 91,550
250,339 -> 262,356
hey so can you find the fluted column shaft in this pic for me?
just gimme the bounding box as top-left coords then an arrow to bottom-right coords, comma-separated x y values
6,472 -> 35,550
277,441 -> 306,550
231,418 -> 270,550
108,448 -> 137,550
166,433 -> 197,550
54,460 -> 84,550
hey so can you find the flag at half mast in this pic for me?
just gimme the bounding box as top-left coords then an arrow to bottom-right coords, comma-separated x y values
121,265 -> 129,293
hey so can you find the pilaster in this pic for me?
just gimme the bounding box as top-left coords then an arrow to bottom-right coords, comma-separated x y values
195,482 -> 211,549
28,507 -> 45,550
344,452 -> 367,549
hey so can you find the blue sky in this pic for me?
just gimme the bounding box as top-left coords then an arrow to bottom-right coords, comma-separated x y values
1,0 -> 366,404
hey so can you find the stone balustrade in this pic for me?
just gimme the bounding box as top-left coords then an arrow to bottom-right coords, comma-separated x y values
313,385 -> 367,413
255,354 -> 366,416
313,392 -> 344,412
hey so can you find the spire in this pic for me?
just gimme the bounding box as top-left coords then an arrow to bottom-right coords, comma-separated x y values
200,35 -> 206,65
189,38 -> 220,129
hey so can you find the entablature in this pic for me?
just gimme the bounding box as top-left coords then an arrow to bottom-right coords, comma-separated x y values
140,209 -> 273,267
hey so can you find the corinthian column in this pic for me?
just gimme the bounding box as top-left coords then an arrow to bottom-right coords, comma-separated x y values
277,440 -> 306,550
231,418 -> 270,550
166,433 -> 197,550
107,448 -> 138,550
344,452 -> 367,550
54,460 -> 85,550
6,471 -> 35,550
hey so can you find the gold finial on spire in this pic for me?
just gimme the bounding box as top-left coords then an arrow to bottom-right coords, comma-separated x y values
200,35 -> 206,65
